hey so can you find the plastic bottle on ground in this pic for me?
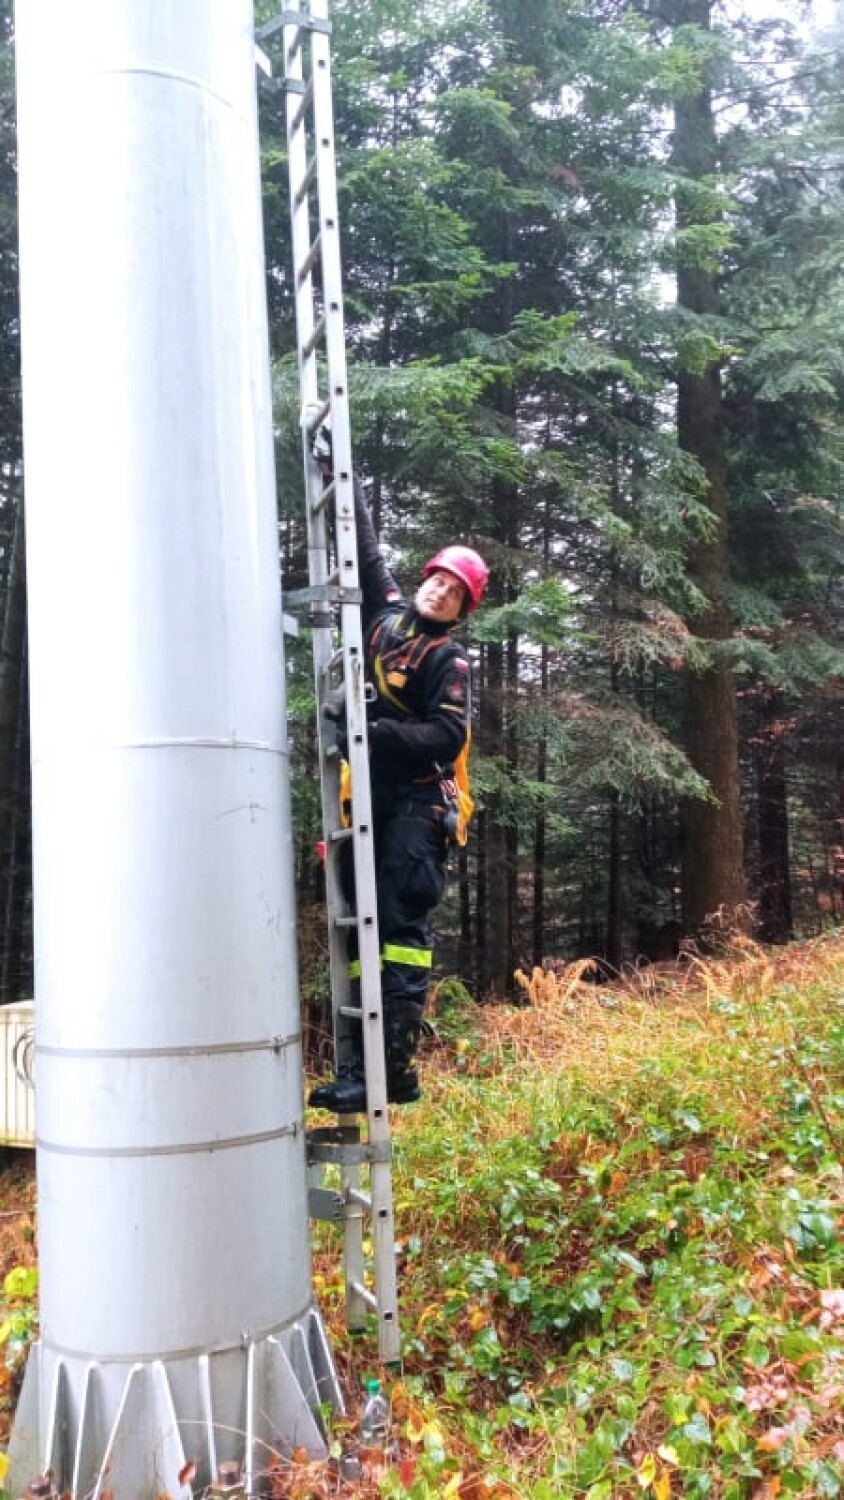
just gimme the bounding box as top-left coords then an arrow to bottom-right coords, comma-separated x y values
359,1377 -> 393,1477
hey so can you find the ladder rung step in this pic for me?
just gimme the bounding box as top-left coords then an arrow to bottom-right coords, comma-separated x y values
305,397 -> 331,433
329,826 -> 353,844
290,77 -> 315,136
302,314 -> 326,361
349,1280 -> 378,1313
347,1188 -> 372,1212
338,1004 -> 363,1018
286,24 -> 307,61
294,156 -> 319,209
310,476 -> 335,516
333,915 -> 358,929
297,232 -> 323,287
286,11 -> 333,59
254,15 -> 285,42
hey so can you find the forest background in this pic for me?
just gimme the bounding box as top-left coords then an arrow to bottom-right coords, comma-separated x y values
0,0 -> 841,1003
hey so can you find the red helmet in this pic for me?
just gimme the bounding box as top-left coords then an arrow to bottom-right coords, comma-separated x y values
423,545 -> 489,612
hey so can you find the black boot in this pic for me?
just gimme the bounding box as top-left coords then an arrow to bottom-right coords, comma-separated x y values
308,1029 -> 366,1113
384,1000 -> 424,1105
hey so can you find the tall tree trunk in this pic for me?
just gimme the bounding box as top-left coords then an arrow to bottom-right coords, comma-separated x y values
482,634 -> 510,992
532,644 -> 548,968
1,640 -> 31,1000
674,0 -> 746,932
456,843 -> 472,981
0,494 -> 29,998
474,643 -> 489,995
754,688 -> 793,943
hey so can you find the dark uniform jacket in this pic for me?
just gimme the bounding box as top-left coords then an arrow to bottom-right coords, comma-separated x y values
354,487 -> 471,789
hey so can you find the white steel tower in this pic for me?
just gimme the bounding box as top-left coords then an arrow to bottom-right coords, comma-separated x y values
10,2 -> 341,1494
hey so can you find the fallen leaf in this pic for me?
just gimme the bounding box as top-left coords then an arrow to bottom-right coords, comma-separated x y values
654,1470 -> 671,1500
636,1453 -> 657,1488
398,1455 -> 417,1485
757,1427 -> 789,1453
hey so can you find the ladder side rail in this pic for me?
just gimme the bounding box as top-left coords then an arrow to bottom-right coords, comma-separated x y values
283,13 -> 352,1071
307,0 -> 400,1363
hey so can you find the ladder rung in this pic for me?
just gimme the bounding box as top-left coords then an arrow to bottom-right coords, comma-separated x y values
302,314 -> 326,361
286,24 -> 307,61
347,1188 -> 372,1212
305,397 -> 331,433
310,475 -> 335,516
349,1281 -> 378,1313
254,15 -> 285,43
297,232 -> 323,287
338,1005 -> 363,1019
294,156 -> 319,209
290,77 -> 315,136
333,916 -> 358,930
329,826 -> 353,844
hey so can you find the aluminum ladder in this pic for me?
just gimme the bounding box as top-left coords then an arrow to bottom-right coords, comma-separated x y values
257,1 -> 401,1365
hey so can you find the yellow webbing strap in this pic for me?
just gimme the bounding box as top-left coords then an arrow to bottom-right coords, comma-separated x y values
453,733 -> 474,847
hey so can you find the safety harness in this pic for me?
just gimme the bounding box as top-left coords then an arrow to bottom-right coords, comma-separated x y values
338,609 -> 475,845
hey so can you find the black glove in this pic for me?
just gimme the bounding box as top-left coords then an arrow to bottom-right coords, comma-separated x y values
325,717 -> 348,758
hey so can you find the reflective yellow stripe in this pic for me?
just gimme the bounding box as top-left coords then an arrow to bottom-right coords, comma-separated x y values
382,943 -> 433,969
350,947 -> 433,974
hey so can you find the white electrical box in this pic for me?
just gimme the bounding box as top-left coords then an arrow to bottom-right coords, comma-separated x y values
0,1001 -> 35,1148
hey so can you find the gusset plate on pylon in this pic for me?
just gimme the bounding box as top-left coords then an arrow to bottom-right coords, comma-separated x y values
98,1362 -> 193,1500
5,1340 -> 41,1492
7,1308 -> 342,1499
247,1337 -> 327,1487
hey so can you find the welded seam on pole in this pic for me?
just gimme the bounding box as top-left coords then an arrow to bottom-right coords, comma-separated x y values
36,1123 -> 300,1157
40,1303 -> 320,1366
85,65 -> 240,112
36,1032 -> 301,1060
86,737 -> 283,751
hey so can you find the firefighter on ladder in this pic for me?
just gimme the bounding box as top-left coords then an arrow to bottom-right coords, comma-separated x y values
309,425 -> 489,1113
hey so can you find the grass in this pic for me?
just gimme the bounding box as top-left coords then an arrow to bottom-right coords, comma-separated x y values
314,929 -> 844,1498
0,930 -> 842,1497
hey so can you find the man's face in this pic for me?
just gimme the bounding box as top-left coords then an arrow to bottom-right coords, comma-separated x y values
414,568 -> 467,624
